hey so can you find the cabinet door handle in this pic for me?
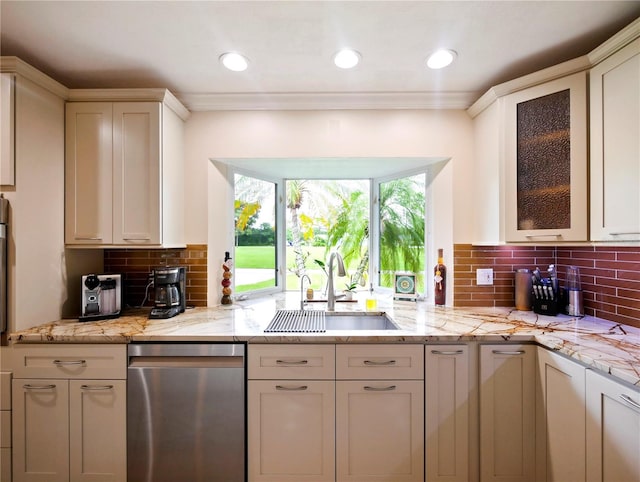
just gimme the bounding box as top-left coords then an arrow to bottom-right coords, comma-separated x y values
619,394 -> 640,411
431,350 -> 464,355
275,385 -> 308,391
23,384 -> 56,390
524,234 -> 562,239
81,384 -> 114,391
363,359 -> 396,366
364,385 -> 396,391
53,359 -> 86,366
275,359 -> 308,365
491,350 -> 525,355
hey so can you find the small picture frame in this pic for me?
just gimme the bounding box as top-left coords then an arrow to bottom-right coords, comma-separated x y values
393,272 -> 418,301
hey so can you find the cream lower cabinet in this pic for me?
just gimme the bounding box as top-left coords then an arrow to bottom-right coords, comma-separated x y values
585,369 -> 640,482
479,344 -> 535,482
11,344 -> 126,482
536,348 -> 586,482
425,345 -> 469,482
248,344 -> 336,482
336,344 -> 424,482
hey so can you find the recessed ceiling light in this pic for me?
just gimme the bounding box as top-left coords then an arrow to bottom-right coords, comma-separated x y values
333,49 -> 361,69
220,52 -> 249,72
426,49 -> 457,69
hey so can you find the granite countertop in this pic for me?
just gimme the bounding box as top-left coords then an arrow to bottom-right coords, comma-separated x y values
9,292 -> 640,388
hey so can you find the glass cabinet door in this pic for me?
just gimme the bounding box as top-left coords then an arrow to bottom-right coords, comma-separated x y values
504,71 -> 587,242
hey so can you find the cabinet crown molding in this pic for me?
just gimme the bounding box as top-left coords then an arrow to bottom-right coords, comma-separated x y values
67,88 -> 190,120
0,56 -> 69,99
468,17 -> 640,119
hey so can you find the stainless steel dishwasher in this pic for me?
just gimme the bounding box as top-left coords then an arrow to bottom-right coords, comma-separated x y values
127,343 -> 246,482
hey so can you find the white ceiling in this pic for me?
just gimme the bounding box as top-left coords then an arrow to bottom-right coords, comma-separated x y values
2,1 -> 639,111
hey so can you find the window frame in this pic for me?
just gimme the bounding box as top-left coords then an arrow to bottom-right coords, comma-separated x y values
228,166 -> 284,298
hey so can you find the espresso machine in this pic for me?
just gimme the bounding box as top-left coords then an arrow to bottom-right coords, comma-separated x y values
150,266 -> 186,319
80,274 -> 122,321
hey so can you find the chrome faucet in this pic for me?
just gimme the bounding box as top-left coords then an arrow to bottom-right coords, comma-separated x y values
326,251 -> 346,311
300,274 -> 311,310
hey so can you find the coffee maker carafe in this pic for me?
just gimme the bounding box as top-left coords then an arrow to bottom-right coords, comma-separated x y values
150,267 -> 186,319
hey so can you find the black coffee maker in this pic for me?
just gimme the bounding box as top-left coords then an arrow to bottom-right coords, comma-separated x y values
149,266 -> 186,319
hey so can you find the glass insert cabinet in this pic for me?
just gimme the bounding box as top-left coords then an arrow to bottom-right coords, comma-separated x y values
504,71 -> 588,242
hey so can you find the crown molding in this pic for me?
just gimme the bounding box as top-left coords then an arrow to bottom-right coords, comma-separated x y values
68,88 -> 190,120
467,56 -> 590,118
588,17 -> 640,65
177,91 -> 479,111
0,56 -> 69,99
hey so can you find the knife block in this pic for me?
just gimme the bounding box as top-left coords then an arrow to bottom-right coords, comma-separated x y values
533,296 -> 559,316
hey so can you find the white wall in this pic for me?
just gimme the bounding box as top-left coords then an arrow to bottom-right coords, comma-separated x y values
184,109 -> 475,305
1,75 -> 102,333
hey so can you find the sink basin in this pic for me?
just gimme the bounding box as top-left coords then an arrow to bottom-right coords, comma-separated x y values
264,310 -> 399,332
325,312 -> 399,331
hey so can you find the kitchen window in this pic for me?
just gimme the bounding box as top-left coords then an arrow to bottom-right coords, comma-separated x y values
227,161 -> 432,298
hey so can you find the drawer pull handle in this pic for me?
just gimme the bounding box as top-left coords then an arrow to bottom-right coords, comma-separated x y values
431,350 -> 464,355
81,384 -> 114,391
53,359 -> 86,366
610,231 -> 640,236
75,237 -> 101,241
491,350 -> 525,355
363,360 -> 396,366
619,394 -> 640,411
275,385 -> 308,391
276,359 -> 308,365
524,234 -> 562,239
364,385 -> 396,391
24,384 -> 56,390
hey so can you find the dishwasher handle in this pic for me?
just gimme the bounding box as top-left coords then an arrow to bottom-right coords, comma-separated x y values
128,343 -> 245,358
129,356 -> 244,368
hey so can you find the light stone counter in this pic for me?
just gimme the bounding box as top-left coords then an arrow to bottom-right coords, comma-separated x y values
9,292 -> 640,387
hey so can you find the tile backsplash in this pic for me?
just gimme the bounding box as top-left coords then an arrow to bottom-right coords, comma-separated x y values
454,244 -> 640,329
104,244 -> 207,308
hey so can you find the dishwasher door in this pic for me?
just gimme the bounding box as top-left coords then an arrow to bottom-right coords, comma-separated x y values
127,343 -> 246,482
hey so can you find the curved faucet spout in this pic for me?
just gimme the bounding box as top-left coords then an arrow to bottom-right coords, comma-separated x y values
300,274 -> 311,310
327,252 -> 346,311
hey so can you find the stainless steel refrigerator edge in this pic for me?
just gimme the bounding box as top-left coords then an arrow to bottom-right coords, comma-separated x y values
127,343 -> 246,481
0,195 -> 8,334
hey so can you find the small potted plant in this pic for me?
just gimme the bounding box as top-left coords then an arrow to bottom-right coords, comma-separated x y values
343,280 -> 357,300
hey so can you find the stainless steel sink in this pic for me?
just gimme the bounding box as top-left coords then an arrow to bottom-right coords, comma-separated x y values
325,312 -> 399,331
264,310 -> 399,332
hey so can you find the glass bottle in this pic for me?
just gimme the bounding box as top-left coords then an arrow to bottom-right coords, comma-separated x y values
434,248 -> 446,305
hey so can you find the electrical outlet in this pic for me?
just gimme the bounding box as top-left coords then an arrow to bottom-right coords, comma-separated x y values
476,268 -> 494,286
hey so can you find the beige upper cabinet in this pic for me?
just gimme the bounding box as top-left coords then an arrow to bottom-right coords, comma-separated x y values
590,38 -> 640,241
0,73 -> 15,186
65,97 -> 185,247
503,72 -> 588,242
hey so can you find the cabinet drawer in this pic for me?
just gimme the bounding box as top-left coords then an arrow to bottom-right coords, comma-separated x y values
11,344 -> 126,379
248,344 -> 335,380
0,372 -> 10,409
336,344 -> 424,380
